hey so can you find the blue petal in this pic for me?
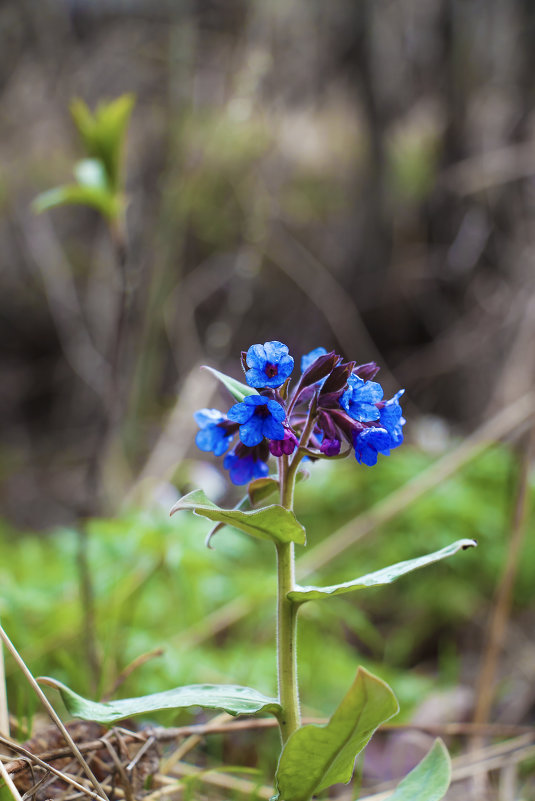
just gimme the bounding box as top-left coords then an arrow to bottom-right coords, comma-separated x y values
194,408 -> 225,428
195,429 -> 216,452
301,347 -> 327,373
265,399 -> 286,421
224,453 -> 254,485
228,401 -> 254,423
239,417 -> 264,446
277,354 -> 294,380
263,417 -> 285,440
263,341 -> 289,363
246,344 -> 267,370
354,428 -> 391,466
243,395 -> 267,408
340,375 -> 383,422
252,459 -> 270,480
246,368 -> 269,388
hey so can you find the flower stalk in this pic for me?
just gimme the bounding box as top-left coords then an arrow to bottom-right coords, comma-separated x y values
277,456 -> 301,743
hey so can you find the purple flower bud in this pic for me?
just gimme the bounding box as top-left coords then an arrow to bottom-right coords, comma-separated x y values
320,438 -> 341,456
300,349 -> 340,387
353,362 -> 380,381
269,429 -> 299,457
321,361 -> 355,395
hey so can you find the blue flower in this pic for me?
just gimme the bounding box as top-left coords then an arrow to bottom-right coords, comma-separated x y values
379,390 -> 405,448
223,449 -> 270,485
245,341 -> 294,389
227,395 -> 286,446
339,374 -> 383,422
353,427 -> 391,466
301,347 -> 327,373
194,409 -> 236,456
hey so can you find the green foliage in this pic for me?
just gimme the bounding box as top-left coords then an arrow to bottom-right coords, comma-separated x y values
387,739 -> 451,801
288,538 -> 476,602
33,95 -> 134,221
201,366 -> 259,403
70,95 -> 134,192
273,667 -> 399,801
42,678 -> 281,724
1,442 -> 533,786
170,489 -> 306,546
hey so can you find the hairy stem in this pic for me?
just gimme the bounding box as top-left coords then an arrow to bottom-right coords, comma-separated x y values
276,456 -> 301,743
276,541 -> 300,743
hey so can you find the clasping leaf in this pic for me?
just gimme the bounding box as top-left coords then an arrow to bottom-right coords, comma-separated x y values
170,489 -> 306,546
273,667 -> 399,801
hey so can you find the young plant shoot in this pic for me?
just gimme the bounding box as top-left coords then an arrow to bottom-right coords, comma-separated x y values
47,341 -> 476,801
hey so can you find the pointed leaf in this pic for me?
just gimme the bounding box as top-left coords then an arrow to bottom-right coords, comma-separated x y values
70,94 -> 134,190
40,678 -> 281,724
32,184 -> 119,219
274,667 -> 398,801
387,739 -> 451,801
289,539 -> 476,602
170,489 -> 306,546
202,366 -> 258,402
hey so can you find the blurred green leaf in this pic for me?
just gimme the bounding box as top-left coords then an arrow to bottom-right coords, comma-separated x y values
387,739 -> 451,801
273,667 -> 399,801
288,539 -> 477,602
32,184 -> 119,219
41,677 -> 281,724
70,94 -> 134,190
248,477 -> 280,506
202,366 -> 258,403
171,490 -> 306,546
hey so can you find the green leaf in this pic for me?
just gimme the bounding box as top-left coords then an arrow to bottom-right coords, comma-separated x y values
202,366 -> 258,402
288,538 -> 477,602
170,490 -> 306,546
40,678 -> 281,724
32,184 -> 119,219
387,739 -> 451,801
70,94 -> 134,190
247,473 -> 307,507
274,667 -> 398,801
248,477 -> 280,506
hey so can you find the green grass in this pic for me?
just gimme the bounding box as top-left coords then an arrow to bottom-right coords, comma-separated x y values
0,443 -> 532,735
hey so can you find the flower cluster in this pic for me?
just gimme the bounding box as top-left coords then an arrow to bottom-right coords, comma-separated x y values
194,341 -> 405,484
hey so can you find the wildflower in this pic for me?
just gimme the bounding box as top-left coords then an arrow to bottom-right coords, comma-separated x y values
339,374 -> 383,422
194,409 -> 237,456
379,390 -> 405,448
353,427 -> 392,466
245,341 -> 294,389
193,340 -> 405,484
223,443 -> 270,485
227,395 -> 286,447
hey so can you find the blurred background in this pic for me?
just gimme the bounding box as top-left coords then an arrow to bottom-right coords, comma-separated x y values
1,2 -> 534,797
2,0 -> 534,528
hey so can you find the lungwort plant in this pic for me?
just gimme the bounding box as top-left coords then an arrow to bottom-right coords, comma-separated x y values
44,341 -> 476,800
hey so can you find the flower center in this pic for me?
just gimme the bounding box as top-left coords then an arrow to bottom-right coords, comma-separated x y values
255,403 -> 270,419
264,362 -> 279,378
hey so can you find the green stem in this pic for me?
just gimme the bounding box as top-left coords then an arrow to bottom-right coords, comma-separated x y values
276,456 -> 301,743
276,541 -> 300,743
